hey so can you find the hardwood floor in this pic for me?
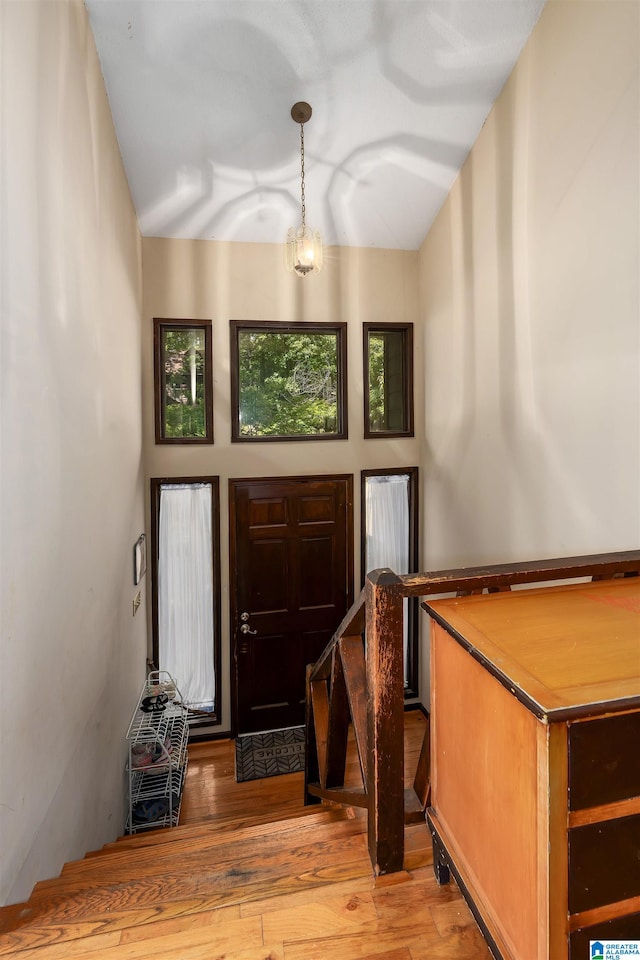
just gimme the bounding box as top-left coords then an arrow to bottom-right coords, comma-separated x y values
0,712 -> 493,960
181,708 -> 432,824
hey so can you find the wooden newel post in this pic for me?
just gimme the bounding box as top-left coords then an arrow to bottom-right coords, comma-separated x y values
365,569 -> 405,874
304,663 -> 321,806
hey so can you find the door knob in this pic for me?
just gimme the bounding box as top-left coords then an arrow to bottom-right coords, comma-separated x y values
240,623 -> 257,635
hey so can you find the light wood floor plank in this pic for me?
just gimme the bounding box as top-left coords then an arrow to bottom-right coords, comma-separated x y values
410,928 -> 496,960
118,903 -> 241,944
428,898 -> 481,938
280,917 -> 443,960
358,951 -> 412,960
262,891 -> 378,943
240,875 -> 375,918
9,916 -> 264,960
372,874 -> 460,917
0,930 -> 121,960
193,945 -> 285,960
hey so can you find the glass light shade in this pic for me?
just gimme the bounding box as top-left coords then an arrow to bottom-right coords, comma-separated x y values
285,224 -> 323,277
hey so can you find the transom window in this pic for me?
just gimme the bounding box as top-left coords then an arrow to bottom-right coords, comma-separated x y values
230,320 -> 347,441
153,318 -> 213,443
363,323 -> 414,438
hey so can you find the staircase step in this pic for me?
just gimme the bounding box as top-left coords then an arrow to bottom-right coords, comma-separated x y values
58,807 -> 354,880
0,813 -> 372,956
86,801 -> 344,857
38,812 -> 364,893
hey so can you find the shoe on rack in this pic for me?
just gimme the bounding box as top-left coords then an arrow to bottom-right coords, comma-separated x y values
131,736 -> 173,772
146,737 -> 174,775
132,792 -> 179,825
140,693 -> 168,714
148,680 -> 177,700
131,744 -> 154,768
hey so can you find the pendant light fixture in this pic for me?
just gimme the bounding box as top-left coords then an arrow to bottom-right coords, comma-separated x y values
285,102 -> 323,277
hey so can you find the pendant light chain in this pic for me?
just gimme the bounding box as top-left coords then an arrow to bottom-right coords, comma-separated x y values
299,122 -> 306,229
285,101 -> 322,277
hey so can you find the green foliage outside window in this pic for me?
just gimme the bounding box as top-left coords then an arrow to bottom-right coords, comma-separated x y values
365,326 -> 411,435
163,329 -> 206,438
238,331 -> 340,437
367,334 -> 386,431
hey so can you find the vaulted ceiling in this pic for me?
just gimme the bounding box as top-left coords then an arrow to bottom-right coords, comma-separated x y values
86,0 -> 546,251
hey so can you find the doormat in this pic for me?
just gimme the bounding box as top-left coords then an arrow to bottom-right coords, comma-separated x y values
235,726 -> 305,782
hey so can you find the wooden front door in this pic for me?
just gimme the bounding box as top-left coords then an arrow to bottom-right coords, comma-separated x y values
230,475 -> 353,734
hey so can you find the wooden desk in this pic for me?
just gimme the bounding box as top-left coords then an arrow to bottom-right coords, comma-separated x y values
423,578 -> 640,960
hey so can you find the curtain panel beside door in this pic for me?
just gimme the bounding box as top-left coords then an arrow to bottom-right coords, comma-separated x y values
158,482 -> 216,710
363,471 -> 418,689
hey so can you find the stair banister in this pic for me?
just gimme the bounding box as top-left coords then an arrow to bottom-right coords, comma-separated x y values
364,569 -> 405,874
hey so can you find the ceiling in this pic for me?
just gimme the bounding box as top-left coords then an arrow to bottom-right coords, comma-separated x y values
85,0 -> 546,251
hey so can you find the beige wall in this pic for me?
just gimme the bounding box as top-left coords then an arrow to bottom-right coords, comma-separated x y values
417,0 -> 639,706
1,1 -> 144,904
142,240 -> 422,731
419,0 -> 639,570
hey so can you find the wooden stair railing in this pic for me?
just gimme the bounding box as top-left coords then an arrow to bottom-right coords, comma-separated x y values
304,549 -> 640,877
305,570 -> 409,875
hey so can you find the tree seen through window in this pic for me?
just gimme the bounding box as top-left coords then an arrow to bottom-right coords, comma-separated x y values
235,327 -> 344,438
162,329 -> 207,438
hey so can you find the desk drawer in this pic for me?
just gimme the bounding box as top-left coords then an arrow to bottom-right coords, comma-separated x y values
569,813 -> 640,913
570,913 -> 640,960
569,711 -> 640,811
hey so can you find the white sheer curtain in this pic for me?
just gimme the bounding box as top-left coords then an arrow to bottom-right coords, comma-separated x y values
365,474 -> 410,684
158,483 -> 216,709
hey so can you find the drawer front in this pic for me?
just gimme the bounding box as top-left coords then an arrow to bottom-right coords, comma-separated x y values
570,913 -> 640,959
569,711 -> 640,811
569,814 -> 640,914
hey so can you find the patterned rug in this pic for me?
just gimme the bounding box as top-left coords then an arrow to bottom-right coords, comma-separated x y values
235,726 -> 305,782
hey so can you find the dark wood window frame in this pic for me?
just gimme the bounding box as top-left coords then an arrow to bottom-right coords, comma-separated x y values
363,322 -> 414,439
230,319 -> 348,442
361,466 -> 419,698
153,317 -> 213,444
150,476 -> 222,728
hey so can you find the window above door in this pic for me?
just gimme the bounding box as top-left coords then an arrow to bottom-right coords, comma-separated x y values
230,320 -> 347,442
153,318 -> 213,444
363,323 -> 414,438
